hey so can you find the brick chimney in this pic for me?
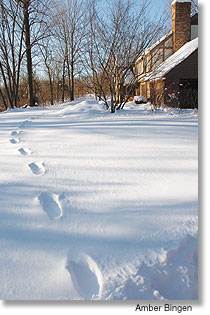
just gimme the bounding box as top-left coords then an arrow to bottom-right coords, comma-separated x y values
172,0 -> 191,52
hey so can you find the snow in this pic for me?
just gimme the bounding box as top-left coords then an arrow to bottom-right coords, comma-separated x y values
172,0 -> 191,5
134,96 -> 147,103
147,37 -> 198,80
145,31 -> 172,54
136,31 -> 172,63
124,71 -> 135,84
0,96 -> 198,300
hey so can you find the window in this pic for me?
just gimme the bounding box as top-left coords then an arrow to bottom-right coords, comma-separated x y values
191,25 -> 198,40
151,49 -> 163,70
137,61 -> 143,74
143,57 -> 147,72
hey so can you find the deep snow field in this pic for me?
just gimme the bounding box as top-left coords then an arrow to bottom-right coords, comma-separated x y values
0,96 -> 198,300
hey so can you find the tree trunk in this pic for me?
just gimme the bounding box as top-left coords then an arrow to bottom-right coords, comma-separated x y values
56,79 -> 59,102
15,27 -> 25,108
70,29 -> 74,102
110,95 -> 115,113
61,58 -> 66,103
0,61 -> 14,108
70,60 -> 74,101
66,57 -> 72,100
0,88 -> 8,110
48,71 -> 53,105
23,1 -> 35,107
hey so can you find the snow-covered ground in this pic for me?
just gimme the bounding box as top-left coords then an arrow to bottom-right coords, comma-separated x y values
0,96 -> 198,300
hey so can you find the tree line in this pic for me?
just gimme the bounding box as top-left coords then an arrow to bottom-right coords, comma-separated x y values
0,0 -> 167,112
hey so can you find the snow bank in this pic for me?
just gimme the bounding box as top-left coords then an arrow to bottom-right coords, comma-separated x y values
106,234 -> 198,300
134,96 -> 147,104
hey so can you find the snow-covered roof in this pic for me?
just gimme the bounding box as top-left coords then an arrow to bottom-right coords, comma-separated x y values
124,71 -> 135,84
146,37 -> 198,81
145,31 -> 172,54
171,0 -> 191,5
136,31 -> 172,63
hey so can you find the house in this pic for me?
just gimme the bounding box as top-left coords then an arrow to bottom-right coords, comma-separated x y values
130,0 -> 198,108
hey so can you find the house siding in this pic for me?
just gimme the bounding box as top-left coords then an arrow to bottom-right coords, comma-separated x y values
165,50 -> 198,82
164,50 -> 198,107
150,80 -> 165,105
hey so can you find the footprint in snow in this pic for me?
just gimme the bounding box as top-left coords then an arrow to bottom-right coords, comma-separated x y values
18,147 -> 32,156
28,162 -> 45,175
11,130 -> 21,136
19,120 -> 31,129
10,138 -> 20,144
38,192 -> 63,219
66,252 -> 103,299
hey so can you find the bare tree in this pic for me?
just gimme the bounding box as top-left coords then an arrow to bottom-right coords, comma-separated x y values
38,39 -> 55,105
53,0 -> 87,102
0,85 -> 7,110
0,0 -> 25,109
22,0 -> 35,106
82,0 -> 166,112
0,0 -> 171,111
16,0 -> 52,106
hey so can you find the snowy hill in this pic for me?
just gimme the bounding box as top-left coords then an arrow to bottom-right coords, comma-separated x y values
0,96 -> 198,300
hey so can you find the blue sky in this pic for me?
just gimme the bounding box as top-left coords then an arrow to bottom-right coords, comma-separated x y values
150,0 -> 167,17
97,0 -> 168,20
96,0 -> 169,32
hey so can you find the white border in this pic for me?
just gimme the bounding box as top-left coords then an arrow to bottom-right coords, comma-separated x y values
0,0 -> 208,314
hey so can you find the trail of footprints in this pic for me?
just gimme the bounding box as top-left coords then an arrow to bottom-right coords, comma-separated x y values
9,119 -> 103,297
9,119 -> 62,220
10,120 -> 46,176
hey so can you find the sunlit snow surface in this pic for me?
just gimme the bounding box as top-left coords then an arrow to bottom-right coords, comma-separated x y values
0,97 -> 198,300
